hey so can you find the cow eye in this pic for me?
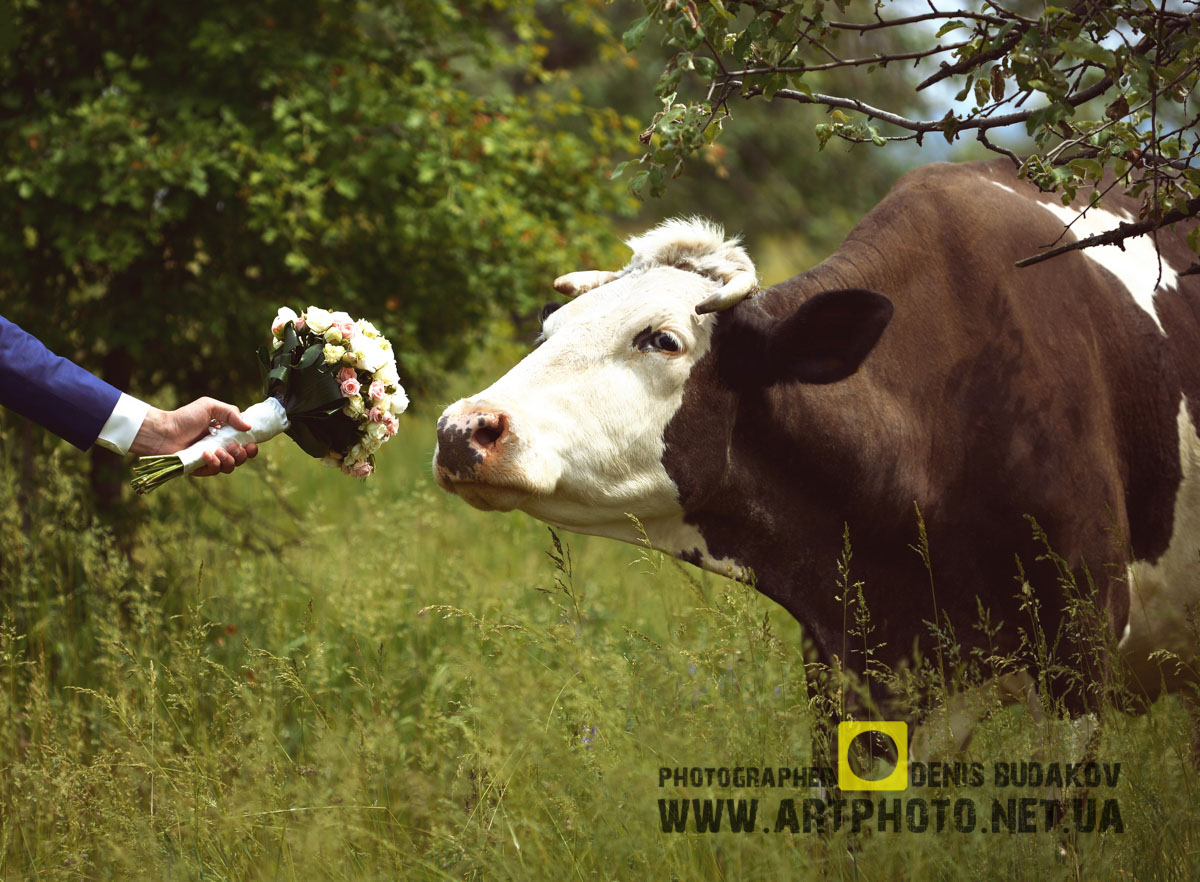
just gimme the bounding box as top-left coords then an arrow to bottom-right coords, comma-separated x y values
634,328 -> 682,353
539,302 -> 563,323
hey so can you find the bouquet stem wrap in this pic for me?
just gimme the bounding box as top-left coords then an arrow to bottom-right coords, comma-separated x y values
131,398 -> 290,494
176,398 -> 290,471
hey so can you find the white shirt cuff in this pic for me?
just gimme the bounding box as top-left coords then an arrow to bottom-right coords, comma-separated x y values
95,393 -> 151,455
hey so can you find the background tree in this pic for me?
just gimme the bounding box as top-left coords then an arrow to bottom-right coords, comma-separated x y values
0,0 -> 633,507
619,0 -> 1200,266
539,0 -> 936,269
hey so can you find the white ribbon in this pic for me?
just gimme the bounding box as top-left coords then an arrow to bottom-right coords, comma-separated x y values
176,397 -> 290,474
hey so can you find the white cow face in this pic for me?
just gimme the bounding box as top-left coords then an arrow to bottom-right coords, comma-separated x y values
433,263 -> 721,533
433,217 -> 892,557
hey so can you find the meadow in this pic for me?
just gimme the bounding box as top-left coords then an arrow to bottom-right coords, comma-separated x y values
2,348 -> 1200,880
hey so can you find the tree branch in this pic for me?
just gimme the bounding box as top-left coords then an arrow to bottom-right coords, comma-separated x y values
977,127 -> 1021,166
916,21 -> 1027,91
734,73 -> 1113,135
815,9 -> 1011,33
725,40 -> 971,76
1014,197 -> 1200,268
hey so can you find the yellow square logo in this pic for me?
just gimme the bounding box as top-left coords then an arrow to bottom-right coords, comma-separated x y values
837,720 -> 908,791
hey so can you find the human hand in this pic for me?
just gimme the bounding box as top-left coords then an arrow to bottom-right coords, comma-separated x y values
130,397 -> 260,475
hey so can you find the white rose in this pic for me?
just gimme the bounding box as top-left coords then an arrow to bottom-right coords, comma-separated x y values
389,387 -> 409,415
366,421 -> 388,442
272,306 -> 299,338
376,362 -> 399,386
343,395 -> 365,418
355,337 -> 388,373
323,343 -> 343,365
331,310 -> 354,326
356,319 -> 380,338
305,306 -> 334,334
323,326 -> 344,344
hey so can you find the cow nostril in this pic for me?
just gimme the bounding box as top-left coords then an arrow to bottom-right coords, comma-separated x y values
474,425 -> 502,448
471,412 -> 508,450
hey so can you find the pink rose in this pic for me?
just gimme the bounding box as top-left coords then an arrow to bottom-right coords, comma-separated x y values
369,380 -> 385,402
368,406 -> 384,423
340,377 -> 361,398
383,413 -> 399,436
337,367 -> 357,382
350,460 -> 372,478
295,317 -> 306,331
337,320 -> 356,340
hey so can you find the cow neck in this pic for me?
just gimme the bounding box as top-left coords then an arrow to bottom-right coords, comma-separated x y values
663,274 -> 922,663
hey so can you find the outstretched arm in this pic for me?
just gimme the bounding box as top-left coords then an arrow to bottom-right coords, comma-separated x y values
1,315 -> 256,475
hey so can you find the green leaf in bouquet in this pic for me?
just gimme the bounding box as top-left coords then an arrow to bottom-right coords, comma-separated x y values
285,419 -> 333,459
275,322 -> 300,364
268,364 -> 290,384
289,410 -> 360,463
280,363 -> 346,416
299,411 -> 362,455
296,343 -> 323,370
257,346 -> 270,390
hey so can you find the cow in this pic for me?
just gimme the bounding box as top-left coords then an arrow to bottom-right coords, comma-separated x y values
433,158 -> 1200,718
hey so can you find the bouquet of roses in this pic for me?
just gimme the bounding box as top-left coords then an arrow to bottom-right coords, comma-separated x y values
130,306 -> 408,494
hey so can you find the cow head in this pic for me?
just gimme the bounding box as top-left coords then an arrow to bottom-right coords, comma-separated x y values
433,218 -> 893,545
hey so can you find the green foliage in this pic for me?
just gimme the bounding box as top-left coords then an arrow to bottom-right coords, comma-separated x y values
0,0 -> 634,402
621,0 -> 1200,249
531,0 -> 915,276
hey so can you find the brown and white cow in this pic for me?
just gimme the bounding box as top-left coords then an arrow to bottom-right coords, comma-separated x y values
433,159 -> 1200,709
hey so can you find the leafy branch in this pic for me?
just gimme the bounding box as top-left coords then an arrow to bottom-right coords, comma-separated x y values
620,0 -> 1200,258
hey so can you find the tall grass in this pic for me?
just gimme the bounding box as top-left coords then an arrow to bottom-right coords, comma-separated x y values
2,388 -> 1199,879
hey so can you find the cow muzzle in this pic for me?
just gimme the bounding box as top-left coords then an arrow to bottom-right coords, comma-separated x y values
433,401 -> 534,511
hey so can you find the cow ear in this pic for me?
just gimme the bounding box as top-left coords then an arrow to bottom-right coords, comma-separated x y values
766,288 -> 893,385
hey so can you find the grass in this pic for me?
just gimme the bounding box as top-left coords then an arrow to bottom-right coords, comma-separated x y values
2,367 -> 1200,880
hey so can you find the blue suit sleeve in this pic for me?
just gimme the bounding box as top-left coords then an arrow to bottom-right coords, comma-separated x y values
0,315 -> 122,450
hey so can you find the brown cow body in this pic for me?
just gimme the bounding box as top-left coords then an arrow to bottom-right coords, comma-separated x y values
435,159 -> 1200,708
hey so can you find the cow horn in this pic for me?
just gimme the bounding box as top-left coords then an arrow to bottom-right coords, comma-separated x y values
553,270 -> 620,298
694,271 -> 757,315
